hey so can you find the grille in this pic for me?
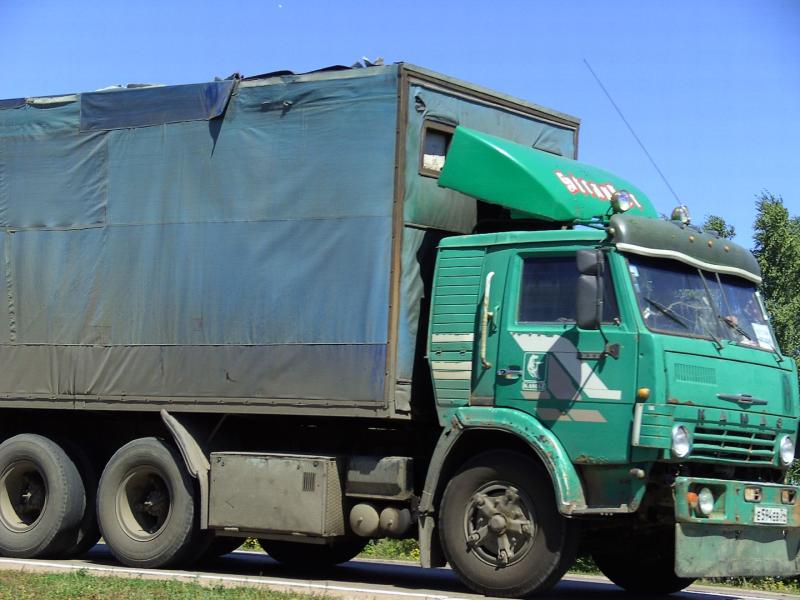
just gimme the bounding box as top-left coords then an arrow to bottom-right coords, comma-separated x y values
693,426 -> 776,464
674,363 -> 716,385
302,471 -> 316,492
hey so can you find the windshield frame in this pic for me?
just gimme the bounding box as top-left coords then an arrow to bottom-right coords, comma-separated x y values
623,253 -> 779,353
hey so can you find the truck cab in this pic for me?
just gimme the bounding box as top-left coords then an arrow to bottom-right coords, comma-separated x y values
422,125 -> 800,595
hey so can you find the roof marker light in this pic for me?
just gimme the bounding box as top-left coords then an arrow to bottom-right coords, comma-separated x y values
610,190 -> 634,213
671,205 -> 691,224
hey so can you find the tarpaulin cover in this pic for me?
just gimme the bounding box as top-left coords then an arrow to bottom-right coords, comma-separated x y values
0,98 -> 25,110
0,67 -> 397,405
80,80 -> 236,131
0,64 -> 580,412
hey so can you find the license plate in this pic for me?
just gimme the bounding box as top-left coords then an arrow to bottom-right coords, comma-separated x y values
754,506 -> 788,525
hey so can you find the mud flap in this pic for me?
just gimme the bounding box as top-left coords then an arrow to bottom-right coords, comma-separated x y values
675,523 -> 800,577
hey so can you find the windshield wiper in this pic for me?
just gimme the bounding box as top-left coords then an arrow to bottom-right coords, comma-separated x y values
644,297 -> 690,329
719,315 -> 754,343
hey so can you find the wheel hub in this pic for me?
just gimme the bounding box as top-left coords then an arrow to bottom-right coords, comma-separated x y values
117,469 -> 172,541
464,483 -> 536,568
0,461 -> 47,532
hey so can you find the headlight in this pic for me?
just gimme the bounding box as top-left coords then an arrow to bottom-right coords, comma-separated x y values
779,435 -> 795,466
671,425 -> 692,458
697,487 -> 715,516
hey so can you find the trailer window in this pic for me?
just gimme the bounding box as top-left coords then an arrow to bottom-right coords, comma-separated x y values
519,256 -> 618,323
419,122 -> 454,177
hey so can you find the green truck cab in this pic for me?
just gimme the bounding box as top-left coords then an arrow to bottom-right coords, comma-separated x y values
419,126 -> 800,594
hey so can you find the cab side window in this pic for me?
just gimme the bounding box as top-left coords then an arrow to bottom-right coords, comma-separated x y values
519,256 -> 619,323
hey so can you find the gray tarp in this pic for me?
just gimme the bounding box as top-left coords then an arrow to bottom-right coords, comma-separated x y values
0,64 -> 577,412
0,68 -> 397,405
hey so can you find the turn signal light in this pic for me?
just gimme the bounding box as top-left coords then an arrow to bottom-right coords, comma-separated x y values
686,492 -> 699,509
744,487 -> 762,502
636,388 -> 651,400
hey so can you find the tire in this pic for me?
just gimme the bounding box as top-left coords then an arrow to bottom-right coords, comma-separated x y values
0,434 -> 85,558
97,437 -> 200,568
56,440 -> 102,558
259,538 -> 367,568
592,529 -> 695,595
438,450 -> 579,598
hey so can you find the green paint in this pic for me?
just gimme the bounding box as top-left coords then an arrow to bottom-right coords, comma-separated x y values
426,132 -> 800,576
673,477 -> 800,577
450,406 -> 588,513
438,126 -> 658,222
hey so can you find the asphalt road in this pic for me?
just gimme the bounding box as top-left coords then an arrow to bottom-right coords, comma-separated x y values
0,545 -> 796,600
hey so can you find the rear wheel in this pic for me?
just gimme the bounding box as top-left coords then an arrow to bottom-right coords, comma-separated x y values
592,528 -> 695,595
97,437 -> 200,568
56,440 -> 101,558
259,538 -> 367,568
0,434 -> 85,558
439,450 -> 578,598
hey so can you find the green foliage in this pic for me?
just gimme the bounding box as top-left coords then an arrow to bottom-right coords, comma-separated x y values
241,538 -> 262,551
752,191 -> 800,371
360,538 -> 420,561
0,570 -> 328,600
702,214 -> 736,239
702,575 -> 800,593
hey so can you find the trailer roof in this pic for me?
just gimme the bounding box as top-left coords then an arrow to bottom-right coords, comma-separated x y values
1,62 -> 580,133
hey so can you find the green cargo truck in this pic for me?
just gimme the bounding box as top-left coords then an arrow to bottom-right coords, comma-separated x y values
0,63 -> 796,597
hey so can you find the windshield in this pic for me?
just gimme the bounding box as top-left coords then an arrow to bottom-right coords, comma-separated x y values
626,255 -> 778,351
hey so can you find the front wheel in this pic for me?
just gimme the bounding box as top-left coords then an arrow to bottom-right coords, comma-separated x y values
259,538 -> 367,568
439,450 -> 578,598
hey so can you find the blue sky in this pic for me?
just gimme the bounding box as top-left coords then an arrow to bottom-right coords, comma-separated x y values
1,0 -> 797,244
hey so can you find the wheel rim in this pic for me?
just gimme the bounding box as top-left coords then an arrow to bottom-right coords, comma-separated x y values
0,460 -> 48,532
116,467 -> 172,542
463,481 -> 536,567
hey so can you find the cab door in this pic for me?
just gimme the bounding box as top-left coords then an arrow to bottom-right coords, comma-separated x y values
492,250 -> 637,463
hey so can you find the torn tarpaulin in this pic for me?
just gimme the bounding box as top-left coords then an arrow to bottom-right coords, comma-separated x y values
80,79 -> 236,131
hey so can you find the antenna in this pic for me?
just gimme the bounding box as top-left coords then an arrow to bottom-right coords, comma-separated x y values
583,59 -> 681,204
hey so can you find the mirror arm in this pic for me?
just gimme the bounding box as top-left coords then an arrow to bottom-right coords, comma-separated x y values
595,252 -> 619,360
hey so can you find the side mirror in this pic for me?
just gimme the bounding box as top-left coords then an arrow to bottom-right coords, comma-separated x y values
576,250 -> 604,330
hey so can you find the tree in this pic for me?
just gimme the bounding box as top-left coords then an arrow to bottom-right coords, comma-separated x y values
751,192 -> 800,371
702,215 -> 736,239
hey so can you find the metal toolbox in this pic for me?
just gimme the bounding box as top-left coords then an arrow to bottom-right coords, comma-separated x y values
208,452 -> 345,536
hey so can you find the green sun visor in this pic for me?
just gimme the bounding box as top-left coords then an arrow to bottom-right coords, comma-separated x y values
438,126 -> 658,222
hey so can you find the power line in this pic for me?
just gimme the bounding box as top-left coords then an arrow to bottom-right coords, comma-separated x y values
583,58 -> 681,204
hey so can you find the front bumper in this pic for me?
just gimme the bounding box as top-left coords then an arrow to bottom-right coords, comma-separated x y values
673,476 -> 800,577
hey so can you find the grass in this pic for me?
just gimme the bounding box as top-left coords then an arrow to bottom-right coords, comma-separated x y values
4,538 -> 796,597
0,570 -> 328,600
360,539 -> 420,562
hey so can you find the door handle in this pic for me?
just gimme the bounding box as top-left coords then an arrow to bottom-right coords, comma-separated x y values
497,367 -> 522,380
480,272 -> 496,369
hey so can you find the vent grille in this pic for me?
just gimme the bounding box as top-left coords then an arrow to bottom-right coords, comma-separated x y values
302,471 -> 316,492
674,363 -> 716,385
693,426 -> 776,464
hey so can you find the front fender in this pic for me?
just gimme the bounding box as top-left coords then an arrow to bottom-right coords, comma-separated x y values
417,407 -> 587,568
420,407 -> 587,516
